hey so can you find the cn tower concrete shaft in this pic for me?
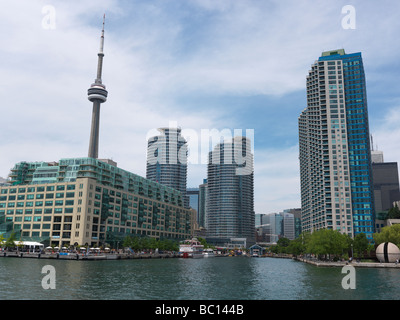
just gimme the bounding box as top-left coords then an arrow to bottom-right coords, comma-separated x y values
87,15 -> 107,159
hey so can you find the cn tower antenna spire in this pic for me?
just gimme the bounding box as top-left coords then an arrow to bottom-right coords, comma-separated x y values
88,15 -> 108,159
95,14 -> 106,84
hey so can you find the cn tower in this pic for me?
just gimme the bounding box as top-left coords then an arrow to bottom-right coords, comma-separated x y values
87,15 -> 108,159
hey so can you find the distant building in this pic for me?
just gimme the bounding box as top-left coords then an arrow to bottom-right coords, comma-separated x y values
146,127 -> 189,207
198,179 -> 208,228
372,160 -> 400,213
187,187 -> 199,219
283,208 -> 302,238
282,213 -> 295,240
371,150 -> 384,164
206,137 -> 255,248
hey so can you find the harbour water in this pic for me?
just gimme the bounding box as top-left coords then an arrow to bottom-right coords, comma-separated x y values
1,256 -> 399,300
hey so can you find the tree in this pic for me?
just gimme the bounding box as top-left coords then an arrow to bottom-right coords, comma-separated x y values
5,232 -> 17,249
306,229 -> 350,260
287,237 -> 305,256
373,224 -> 400,247
197,237 -> 215,249
0,234 -> 4,249
388,204 -> 400,219
353,233 -> 369,258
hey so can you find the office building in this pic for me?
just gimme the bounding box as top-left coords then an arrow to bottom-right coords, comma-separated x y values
146,127 -> 189,207
299,49 -> 375,240
206,137 -> 255,247
198,179 -> 208,228
372,159 -> 400,212
282,213 -> 295,240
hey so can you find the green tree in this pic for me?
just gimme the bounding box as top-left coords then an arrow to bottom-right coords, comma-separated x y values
353,233 -> 369,258
5,232 -> 17,249
373,224 -> 400,247
0,234 -> 4,249
277,237 -> 290,248
388,204 -> 400,219
287,237 -> 305,256
306,229 -> 350,259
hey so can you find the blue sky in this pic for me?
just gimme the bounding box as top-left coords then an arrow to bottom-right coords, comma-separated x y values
0,0 -> 399,214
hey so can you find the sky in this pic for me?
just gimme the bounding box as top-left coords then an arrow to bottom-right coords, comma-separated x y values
0,0 -> 399,214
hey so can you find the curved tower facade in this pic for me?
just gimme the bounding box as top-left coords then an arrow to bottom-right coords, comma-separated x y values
88,15 -> 108,159
206,136 -> 255,248
146,127 -> 189,207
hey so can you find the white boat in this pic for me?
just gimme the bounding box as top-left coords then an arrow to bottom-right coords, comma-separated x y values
179,238 -> 204,258
203,248 -> 215,258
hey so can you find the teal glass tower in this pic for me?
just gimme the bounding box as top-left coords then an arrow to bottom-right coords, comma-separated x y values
299,49 -> 375,241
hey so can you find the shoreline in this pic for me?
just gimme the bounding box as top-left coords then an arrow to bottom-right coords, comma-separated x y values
293,257 -> 400,269
0,251 -> 180,260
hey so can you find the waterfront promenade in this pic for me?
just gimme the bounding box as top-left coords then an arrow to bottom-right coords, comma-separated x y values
0,250 -> 179,260
294,256 -> 400,269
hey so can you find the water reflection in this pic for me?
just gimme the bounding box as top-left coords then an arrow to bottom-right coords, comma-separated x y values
1,257 -> 400,300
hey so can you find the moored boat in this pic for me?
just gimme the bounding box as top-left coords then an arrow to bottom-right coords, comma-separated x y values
179,238 -> 204,258
203,248 -> 215,258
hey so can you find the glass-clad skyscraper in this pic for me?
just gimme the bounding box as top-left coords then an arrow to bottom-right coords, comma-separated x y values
206,137 -> 255,247
299,49 -> 375,240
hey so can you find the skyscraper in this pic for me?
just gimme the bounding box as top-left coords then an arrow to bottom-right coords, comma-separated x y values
371,149 -> 400,212
146,127 -> 189,207
198,179 -> 208,228
88,15 -> 108,159
206,137 -> 255,247
299,49 -> 375,241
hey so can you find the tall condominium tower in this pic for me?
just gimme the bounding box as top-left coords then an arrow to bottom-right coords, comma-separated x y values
146,127 -> 189,207
206,137 -> 255,248
88,15 -> 108,159
299,49 -> 375,241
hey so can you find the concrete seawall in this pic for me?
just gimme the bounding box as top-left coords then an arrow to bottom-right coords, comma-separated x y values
0,251 -> 179,260
295,257 -> 400,269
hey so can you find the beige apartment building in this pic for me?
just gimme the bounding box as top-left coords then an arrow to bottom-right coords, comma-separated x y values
0,159 -> 195,248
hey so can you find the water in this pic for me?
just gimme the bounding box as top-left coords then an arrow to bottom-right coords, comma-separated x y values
0,257 -> 399,300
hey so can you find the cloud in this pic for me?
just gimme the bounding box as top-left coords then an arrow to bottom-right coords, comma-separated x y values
0,0 -> 399,215
370,105 -> 400,165
254,146 -> 301,213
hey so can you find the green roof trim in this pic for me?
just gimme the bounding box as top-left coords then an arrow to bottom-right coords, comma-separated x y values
321,49 -> 346,57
